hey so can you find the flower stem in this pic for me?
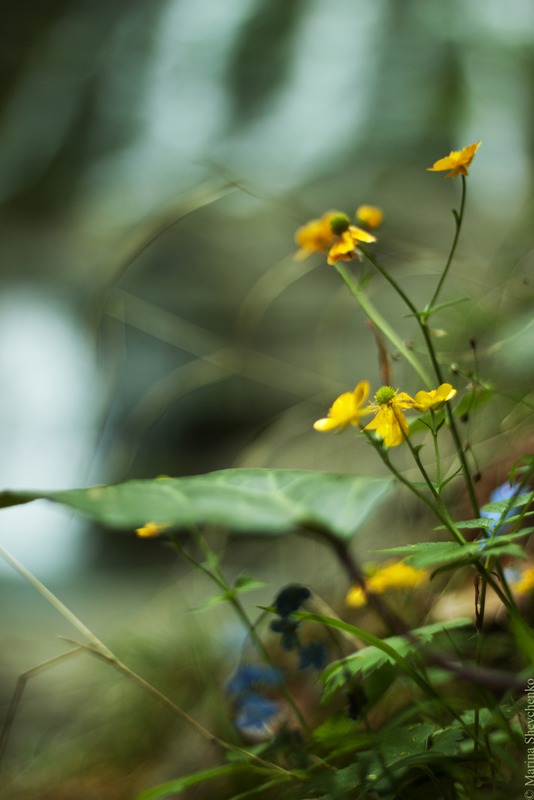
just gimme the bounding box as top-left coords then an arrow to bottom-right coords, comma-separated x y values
427,175 -> 466,312
361,247 -> 480,517
333,263 -> 432,387
0,546 -> 291,776
169,530 -> 313,737
430,411 -> 442,488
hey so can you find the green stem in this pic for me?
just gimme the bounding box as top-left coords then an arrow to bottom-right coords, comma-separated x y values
361,247 -> 480,517
431,411 -> 442,488
427,175 -> 466,312
333,263 -> 432,387
170,532 -> 312,736
361,433 -> 521,618
0,546 -> 291,776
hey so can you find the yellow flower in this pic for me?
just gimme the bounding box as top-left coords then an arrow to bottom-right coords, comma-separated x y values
136,521 -> 168,538
412,383 -> 457,412
427,141 -> 481,178
346,561 -> 428,607
511,567 -> 534,595
364,386 -> 414,447
327,213 -> 377,265
294,210 -> 338,260
356,205 -> 383,230
313,380 -> 370,433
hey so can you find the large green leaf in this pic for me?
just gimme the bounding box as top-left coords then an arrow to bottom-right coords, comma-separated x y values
0,470 -> 392,541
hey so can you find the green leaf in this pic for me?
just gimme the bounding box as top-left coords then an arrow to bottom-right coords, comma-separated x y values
195,575 -> 268,611
379,538 -> 528,570
480,491 -> 534,514
233,575 -> 267,592
227,776 -> 290,800
454,387 -> 493,418
510,615 -> 534,667
319,618 -> 470,698
135,763 -> 247,800
429,727 -> 465,754
0,470 -> 392,541
377,541 -> 465,569
408,410 -> 444,435
451,518 -> 494,530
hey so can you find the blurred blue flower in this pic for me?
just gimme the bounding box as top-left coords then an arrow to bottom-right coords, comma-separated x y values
233,691 -> 281,739
226,663 -> 282,696
480,481 -> 528,536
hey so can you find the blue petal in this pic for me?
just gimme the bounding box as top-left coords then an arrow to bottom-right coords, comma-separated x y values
480,481 -> 528,536
226,663 -> 282,696
234,692 -> 280,732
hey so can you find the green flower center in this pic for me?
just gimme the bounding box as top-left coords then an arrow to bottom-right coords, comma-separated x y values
375,386 -> 396,405
330,213 -> 350,236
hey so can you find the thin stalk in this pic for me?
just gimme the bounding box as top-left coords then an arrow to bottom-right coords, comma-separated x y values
427,175 -> 467,312
0,545 -> 293,778
430,411 -> 442,488
359,434 -> 522,617
361,246 -> 480,517
170,532 -> 312,736
333,263 -> 432,387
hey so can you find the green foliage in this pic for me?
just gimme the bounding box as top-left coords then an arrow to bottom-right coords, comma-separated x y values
323,619 -> 471,697
453,387 -> 493,418
135,764 -> 253,800
2,137 -> 532,800
0,470 -> 392,541
194,576 -> 268,611
378,538 -> 528,570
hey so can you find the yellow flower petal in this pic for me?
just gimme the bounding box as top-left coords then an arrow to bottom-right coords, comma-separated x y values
365,405 -> 408,447
427,141 -> 481,178
136,521 -> 168,538
313,381 -> 370,433
346,561 -> 428,607
327,230 -> 360,264
364,388 -> 413,447
346,585 -> 366,607
368,562 -> 428,592
412,383 -> 457,412
511,567 -> 534,595
356,205 -> 384,230
294,211 -> 338,260
349,225 -> 377,244
327,226 -> 377,265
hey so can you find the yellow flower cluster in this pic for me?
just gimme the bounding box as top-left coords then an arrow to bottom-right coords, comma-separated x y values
313,381 -> 457,447
346,561 -> 428,608
295,142 -> 480,263
294,207 -> 380,265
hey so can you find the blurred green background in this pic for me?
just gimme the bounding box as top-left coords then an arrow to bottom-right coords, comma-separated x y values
0,1 -> 533,797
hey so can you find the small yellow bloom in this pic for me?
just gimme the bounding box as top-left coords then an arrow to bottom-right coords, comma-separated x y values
314,380 -> 370,433
346,561 -> 428,607
345,585 -> 367,608
412,383 -> 457,413
364,386 -> 414,447
356,205 -> 383,230
511,567 -> 534,595
294,210 -> 338,260
327,225 -> 377,265
427,141 -> 481,178
369,562 -> 428,591
136,521 -> 168,538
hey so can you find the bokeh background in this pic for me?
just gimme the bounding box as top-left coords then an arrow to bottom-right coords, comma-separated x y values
0,1 -> 533,797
